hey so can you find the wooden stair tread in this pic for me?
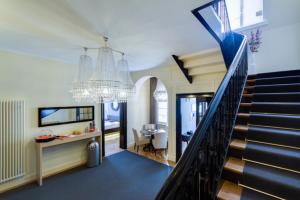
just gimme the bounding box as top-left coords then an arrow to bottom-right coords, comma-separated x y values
240,103 -> 251,107
217,181 -> 242,200
234,125 -> 249,132
237,113 -> 250,118
224,157 -> 245,174
247,79 -> 256,83
230,139 -> 247,150
243,94 -> 253,97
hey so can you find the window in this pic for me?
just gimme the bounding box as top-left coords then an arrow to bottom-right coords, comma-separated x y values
157,101 -> 168,124
226,0 -> 264,30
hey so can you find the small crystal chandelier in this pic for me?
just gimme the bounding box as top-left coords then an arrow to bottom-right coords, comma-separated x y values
70,47 -> 93,102
153,80 -> 168,102
115,53 -> 136,102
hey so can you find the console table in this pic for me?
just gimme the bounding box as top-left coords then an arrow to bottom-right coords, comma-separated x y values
36,131 -> 102,186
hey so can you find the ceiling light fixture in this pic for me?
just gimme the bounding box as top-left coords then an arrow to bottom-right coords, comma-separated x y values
71,37 -> 135,103
70,47 -> 93,102
153,81 -> 168,102
116,53 -> 136,102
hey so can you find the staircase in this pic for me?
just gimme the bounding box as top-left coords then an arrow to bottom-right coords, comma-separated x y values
179,48 -> 226,78
218,70 -> 300,200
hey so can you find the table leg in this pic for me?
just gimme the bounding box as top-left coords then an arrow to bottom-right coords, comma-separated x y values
36,144 -> 43,186
96,135 -> 102,163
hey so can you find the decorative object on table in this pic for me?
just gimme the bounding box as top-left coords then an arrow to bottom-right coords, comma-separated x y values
87,140 -> 100,167
248,28 -> 262,74
35,129 -> 55,143
89,121 -> 96,132
72,130 -> 82,135
35,135 -> 56,143
70,37 -> 135,103
132,128 -> 150,152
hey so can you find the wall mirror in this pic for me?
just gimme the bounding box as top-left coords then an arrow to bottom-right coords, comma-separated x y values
38,106 -> 94,127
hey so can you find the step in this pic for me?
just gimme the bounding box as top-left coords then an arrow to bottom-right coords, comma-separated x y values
233,125 -> 300,149
217,181 -> 242,200
241,162 -> 300,199
237,113 -> 250,119
240,102 -> 300,115
237,113 -> 300,130
250,69 -> 300,79
245,83 -> 300,93
223,158 -> 300,199
247,75 -> 300,86
224,157 -> 245,174
234,125 -> 249,132
243,93 -> 300,103
230,139 -> 247,150
230,140 -> 300,172
217,181 -> 277,200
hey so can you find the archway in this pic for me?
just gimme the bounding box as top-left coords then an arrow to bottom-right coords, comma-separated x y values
127,76 -> 171,163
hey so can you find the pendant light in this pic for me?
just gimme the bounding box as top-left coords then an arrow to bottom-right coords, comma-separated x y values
70,47 -> 93,102
71,37 -> 135,103
153,79 -> 168,102
88,37 -> 121,103
115,53 -> 136,102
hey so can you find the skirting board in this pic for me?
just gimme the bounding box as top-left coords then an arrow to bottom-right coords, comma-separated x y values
0,160 -> 87,194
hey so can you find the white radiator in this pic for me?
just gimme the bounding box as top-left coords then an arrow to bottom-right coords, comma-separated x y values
0,100 -> 25,184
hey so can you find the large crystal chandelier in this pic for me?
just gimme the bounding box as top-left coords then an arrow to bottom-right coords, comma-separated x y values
71,37 -> 135,103
88,37 -> 120,103
70,48 -> 93,102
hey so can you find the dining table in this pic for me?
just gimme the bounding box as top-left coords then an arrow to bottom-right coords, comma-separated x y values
140,129 -> 166,151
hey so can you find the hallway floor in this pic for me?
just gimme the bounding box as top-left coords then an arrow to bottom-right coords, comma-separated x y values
127,146 -> 176,167
0,151 -> 172,200
104,132 -> 123,156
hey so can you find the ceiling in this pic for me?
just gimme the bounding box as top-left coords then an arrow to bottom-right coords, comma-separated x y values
0,0 -> 299,71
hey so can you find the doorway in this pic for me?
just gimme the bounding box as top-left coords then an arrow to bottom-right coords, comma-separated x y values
101,102 -> 127,157
176,93 -> 214,161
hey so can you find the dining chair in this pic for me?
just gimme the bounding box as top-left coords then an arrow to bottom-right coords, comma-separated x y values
152,131 -> 168,156
132,128 -> 150,152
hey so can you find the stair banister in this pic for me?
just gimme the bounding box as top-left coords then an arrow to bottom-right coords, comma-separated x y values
155,0 -> 248,199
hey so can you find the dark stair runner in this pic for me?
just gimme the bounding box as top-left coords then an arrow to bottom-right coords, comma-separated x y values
218,70 -> 300,200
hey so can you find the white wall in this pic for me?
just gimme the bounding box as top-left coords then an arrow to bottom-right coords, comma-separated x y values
127,78 -> 150,146
0,50 -> 99,192
128,65 -> 225,161
248,22 -> 300,74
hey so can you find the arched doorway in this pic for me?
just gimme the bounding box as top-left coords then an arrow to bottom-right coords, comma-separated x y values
127,76 -> 170,163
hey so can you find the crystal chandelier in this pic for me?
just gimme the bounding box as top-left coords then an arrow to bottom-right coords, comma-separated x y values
71,37 -> 135,103
153,80 -> 168,102
88,37 -> 120,103
70,48 -> 93,102
115,54 -> 136,102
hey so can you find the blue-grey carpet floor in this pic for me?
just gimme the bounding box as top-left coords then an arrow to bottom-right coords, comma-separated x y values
0,151 -> 173,200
